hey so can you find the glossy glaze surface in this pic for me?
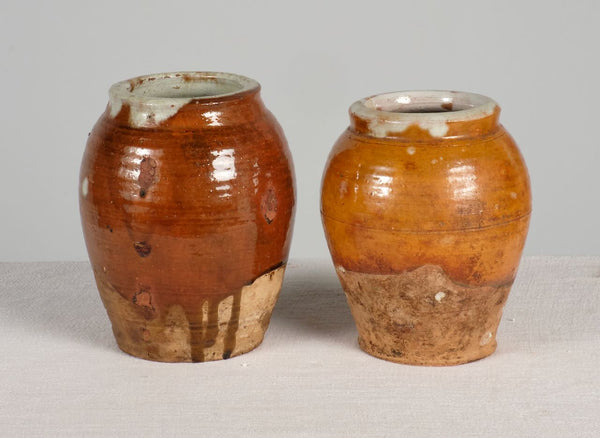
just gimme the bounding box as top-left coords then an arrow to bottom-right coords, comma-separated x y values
321,91 -> 531,365
80,72 -> 295,362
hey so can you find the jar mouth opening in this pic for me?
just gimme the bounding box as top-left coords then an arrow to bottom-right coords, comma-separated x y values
109,72 -> 260,102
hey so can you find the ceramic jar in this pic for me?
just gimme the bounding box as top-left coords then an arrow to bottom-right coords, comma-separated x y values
80,72 -> 295,362
321,91 -> 531,365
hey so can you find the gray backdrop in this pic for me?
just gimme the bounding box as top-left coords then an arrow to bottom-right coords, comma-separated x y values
1,0 -> 598,261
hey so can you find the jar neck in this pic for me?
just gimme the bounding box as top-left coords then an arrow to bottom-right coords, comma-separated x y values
349,90 -> 501,140
107,71 -> 261,129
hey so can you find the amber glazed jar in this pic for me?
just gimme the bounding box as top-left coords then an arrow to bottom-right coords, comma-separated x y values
321,91 -> 531,366
80,72 -> 295,362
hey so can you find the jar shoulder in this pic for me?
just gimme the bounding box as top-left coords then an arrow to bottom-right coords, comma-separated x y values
321,127 -> 531,231
79,108 -> 295,225
82,107 -> 293,182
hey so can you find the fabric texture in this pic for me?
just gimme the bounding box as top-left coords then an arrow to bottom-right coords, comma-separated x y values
1,257 -> 599,437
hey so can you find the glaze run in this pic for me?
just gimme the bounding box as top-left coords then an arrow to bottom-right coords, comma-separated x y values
80,72 -> 295,362
321,91 -> 531,366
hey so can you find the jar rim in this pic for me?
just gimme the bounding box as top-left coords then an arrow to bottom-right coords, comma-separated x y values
107,72 -> 260,128
349,90 -> 499,138
109,71 -> 260,102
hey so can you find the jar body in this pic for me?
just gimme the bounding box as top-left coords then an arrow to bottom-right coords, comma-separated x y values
80,72 -> 295,362
321,91 -> 531,365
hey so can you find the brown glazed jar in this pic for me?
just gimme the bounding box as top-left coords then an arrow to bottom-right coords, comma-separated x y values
321,91 -> 531,365
80,72 -> 295,362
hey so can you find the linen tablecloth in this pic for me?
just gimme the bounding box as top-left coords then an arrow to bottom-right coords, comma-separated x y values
1,257 -> 598,437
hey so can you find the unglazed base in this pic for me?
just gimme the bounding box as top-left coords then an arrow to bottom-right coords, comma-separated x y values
95,265 -> 286,362
336,265 -> 512,366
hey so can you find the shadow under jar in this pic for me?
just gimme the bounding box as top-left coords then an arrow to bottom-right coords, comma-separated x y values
321,91 -> 531,366
80,72 -> 295,362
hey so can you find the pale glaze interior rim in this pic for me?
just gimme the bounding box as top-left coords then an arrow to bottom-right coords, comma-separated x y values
107,72 -> 261,128
109,71 -> 260,104
350,90 -> 498,123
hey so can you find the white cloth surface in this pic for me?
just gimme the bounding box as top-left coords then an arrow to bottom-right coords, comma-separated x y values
0,257 -> 599,437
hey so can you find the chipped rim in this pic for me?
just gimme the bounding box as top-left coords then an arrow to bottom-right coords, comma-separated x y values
349,90 -> 499,138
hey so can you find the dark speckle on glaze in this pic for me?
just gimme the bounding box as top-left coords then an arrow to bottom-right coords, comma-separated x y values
133,241 -> 151,257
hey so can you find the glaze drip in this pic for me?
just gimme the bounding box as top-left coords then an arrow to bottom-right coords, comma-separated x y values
93,264 -> 286,362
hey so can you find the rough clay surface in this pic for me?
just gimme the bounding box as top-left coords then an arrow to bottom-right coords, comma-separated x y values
96,265 -> 286,362
336,265 -> 512,366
